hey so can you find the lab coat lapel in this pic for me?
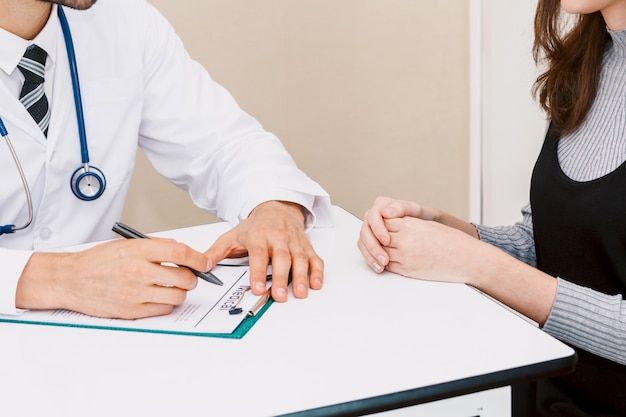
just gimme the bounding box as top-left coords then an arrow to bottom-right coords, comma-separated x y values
46,47 -> 74,160
45,13 -> 79,159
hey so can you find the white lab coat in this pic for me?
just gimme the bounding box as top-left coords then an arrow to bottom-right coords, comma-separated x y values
0,1 -> 331,314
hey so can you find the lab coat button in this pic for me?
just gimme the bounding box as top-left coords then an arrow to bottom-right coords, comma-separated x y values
40,228 -> 52,240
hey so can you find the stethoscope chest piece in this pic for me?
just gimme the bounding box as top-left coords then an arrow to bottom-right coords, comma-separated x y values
71,164 -> 106,201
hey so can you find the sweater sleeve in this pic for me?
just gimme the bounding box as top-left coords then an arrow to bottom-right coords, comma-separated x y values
543,278 -> 626,365
475,205 -> 626,365
474,202 -> 537,267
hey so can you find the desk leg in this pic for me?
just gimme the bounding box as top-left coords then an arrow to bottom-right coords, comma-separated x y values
511,382 -> 536,417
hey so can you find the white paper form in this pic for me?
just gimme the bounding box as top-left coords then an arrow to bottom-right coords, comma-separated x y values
0,265 -> 270,336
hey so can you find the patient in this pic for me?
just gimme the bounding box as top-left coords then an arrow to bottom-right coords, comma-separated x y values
357,0 -> 626,415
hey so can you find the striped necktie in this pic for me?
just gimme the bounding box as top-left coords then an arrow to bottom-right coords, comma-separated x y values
18,45 -> 50,137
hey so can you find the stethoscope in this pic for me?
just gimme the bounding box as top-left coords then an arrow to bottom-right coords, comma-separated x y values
0,6 -> 106,236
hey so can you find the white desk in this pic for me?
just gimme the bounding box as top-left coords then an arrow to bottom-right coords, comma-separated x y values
0,206 -> 575,416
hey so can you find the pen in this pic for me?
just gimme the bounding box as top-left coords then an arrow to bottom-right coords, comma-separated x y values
247,287 -> 272,317
112,221 -> 223,286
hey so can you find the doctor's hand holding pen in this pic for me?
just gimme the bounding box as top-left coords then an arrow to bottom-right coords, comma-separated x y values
204,200 -> 324,303
15,237 -> 208,319
14,200 -> 321,319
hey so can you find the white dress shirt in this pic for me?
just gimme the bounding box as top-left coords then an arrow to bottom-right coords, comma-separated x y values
0,1 -> 331,314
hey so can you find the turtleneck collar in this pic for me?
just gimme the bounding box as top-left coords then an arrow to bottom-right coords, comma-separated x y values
608,28 -> 626,53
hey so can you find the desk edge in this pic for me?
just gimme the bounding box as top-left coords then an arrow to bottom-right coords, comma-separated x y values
279,352 -> 577,417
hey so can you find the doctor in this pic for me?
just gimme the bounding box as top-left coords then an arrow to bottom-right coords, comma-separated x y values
0,0 -> 332,319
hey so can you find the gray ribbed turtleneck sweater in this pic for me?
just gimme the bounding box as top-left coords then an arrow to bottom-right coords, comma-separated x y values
475,28 -> 626,365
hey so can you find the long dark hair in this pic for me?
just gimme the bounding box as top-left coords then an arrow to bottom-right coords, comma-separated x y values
532,0 -> 609,135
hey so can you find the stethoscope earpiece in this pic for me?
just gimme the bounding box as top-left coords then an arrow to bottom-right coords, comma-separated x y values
71,165 -> 106,201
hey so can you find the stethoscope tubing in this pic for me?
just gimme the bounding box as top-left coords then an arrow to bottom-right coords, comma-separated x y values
0,119 -> 34,234
58,6 -> 90,165
0,5 -> 105,235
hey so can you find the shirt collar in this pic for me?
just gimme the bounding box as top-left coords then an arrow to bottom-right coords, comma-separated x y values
0,4 -> 59,77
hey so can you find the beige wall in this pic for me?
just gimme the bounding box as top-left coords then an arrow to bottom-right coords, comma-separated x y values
122,0 -> 469,232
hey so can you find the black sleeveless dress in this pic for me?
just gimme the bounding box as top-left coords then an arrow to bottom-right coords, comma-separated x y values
530,126 -> 626,417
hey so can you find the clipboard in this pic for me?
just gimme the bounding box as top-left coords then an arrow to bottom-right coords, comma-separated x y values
0,264 -> 274,339
0,298 -> 273,339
